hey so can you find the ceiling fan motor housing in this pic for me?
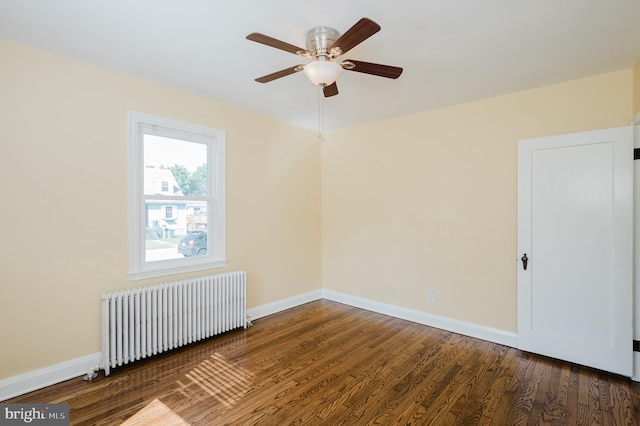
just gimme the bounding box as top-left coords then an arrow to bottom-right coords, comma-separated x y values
306,27 -> 340,58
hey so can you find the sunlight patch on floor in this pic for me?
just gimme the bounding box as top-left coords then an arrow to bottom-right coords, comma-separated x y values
121,398 -> 189,426
182,352 -> 254,408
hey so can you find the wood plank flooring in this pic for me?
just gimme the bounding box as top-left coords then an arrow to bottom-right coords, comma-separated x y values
7,300 -> 640,425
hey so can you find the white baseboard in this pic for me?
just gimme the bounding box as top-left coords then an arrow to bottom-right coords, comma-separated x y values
247,289 -> 323,321
1,289 -> 516,401
0,352 -> 101,402
322,289 -> 518,348
247,290 -> 517,349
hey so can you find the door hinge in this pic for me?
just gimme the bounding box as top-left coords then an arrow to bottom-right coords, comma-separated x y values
634,148 -> 640,160
634,340 -> 640,352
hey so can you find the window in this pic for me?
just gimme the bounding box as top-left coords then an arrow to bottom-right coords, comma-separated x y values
129,111 -> 226,280
164,206 -> 176,220
165,205 -> 174,219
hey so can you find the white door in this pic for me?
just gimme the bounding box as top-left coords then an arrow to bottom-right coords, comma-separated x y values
517,126 -> 633,376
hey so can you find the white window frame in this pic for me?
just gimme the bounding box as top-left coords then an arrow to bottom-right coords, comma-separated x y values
128,111 -> 226,280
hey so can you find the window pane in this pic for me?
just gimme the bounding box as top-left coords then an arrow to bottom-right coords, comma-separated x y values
129,111 -> 225,279
143,135 -> 208,197
145,200 -> 208,262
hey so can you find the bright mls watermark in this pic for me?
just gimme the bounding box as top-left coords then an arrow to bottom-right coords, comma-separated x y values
0,404 -> 68,425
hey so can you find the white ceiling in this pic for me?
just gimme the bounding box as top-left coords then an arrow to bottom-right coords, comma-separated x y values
1,1 -> 640,131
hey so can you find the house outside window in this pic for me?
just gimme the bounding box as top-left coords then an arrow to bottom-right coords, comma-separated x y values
129,111 -> 226,280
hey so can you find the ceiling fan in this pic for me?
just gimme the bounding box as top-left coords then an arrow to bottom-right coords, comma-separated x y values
246,18 -> 403,97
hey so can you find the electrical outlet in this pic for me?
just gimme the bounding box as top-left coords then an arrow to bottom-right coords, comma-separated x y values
427,292 -> 435,304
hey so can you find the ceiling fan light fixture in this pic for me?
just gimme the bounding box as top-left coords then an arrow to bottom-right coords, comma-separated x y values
303,60 -> 342,86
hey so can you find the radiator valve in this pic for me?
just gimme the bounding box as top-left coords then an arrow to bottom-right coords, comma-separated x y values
83,368 -> 98,381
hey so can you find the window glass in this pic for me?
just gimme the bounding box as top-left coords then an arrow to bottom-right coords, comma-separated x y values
129,112 -> 226,280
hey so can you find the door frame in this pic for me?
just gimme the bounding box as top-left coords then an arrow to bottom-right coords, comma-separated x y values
634,120 -> 640,381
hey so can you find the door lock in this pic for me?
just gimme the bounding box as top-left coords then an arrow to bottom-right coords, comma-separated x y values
521,253 -> 528,271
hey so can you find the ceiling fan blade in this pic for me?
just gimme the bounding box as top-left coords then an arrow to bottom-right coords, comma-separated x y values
328,18 -> 381,55
255,65 -> 304,83
246,33 -> 308,55
323,82 -> 339,97
343,60 -> 403,79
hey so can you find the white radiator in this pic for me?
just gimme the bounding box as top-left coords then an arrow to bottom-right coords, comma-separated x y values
96,271 -> 247,376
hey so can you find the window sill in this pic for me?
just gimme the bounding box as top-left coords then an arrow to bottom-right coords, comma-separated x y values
129,259 -> 228,281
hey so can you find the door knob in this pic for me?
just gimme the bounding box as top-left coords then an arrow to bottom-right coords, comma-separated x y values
521,253 -> 528,271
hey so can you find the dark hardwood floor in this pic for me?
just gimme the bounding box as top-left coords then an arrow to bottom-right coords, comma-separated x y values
7,300 -> 640,425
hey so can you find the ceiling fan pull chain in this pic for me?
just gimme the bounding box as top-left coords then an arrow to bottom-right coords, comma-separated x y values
318,87 -> 325,142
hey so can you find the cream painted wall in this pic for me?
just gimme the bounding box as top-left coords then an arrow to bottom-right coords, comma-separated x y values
322,70 -> 634,333
0,39 -> 322,380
